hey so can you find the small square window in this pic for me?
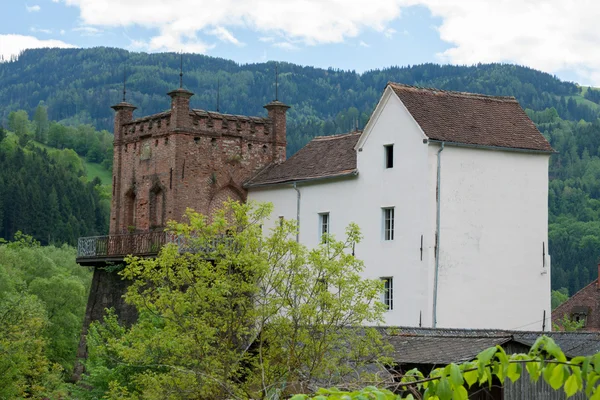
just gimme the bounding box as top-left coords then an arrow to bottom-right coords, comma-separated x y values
381,277 -> 393,310
383,207 -> 394,241
319,212 -> 329,242
384,144 -> 394,168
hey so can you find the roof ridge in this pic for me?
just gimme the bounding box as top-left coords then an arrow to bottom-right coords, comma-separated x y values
129,110 -> 171,124
388,81 -> 518,103
312,131 -> 362,141
191,108 -> 269,121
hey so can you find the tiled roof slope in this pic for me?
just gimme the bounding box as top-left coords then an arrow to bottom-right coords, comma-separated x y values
245,132 -> 361,187
389,82 -> 554,152
552,279 -> 600,332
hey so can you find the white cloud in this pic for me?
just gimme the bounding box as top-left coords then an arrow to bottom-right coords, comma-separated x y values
207,26 -> 243,46
52,0 -> 60,2
30,27 -> 53,34
57,0 -> 600,84
400,0 -> 600,84
60,29 -> 66,35
273,42 -> 299,51
61,0 -> 404,52
259,36 -> 275,43
26,4 -> 41,12
0,34 -> 75,62
73,26 -> 103,36
359,40 -> 370,48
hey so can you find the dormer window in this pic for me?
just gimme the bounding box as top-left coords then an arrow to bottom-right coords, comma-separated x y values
384,144 -> 394,168
571,306 -> 589,327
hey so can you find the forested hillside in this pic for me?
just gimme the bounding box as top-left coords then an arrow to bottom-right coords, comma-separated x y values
0,125 -> 109,245
1,47 -> 600,295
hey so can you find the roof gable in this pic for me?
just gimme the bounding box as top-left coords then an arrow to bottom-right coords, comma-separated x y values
389,83 -> 553,152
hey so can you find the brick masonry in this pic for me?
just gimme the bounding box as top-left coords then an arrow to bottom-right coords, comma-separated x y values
74,88 -> 289,380
552,264 -> 600,331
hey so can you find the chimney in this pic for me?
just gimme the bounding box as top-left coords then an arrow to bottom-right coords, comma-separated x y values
168,88 -> 194,130
111,101 -> 136,140
264,100 -> 290,163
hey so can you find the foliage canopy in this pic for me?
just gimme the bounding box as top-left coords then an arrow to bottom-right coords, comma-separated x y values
81,201 -> 389,399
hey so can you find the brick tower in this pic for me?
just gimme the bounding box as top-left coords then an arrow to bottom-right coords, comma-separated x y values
74,84 -> 289,377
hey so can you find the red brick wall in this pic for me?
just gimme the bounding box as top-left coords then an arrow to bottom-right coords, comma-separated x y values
109,91 -> 288,234
552,279 -> 600,331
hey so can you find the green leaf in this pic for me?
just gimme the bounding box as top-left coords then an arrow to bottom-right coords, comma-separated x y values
464,370 -> 478,388
564,374 -> 579,397
544,337 -> 567,363
587,374 -> 600,396
507,362 -> 521,383
594,353 -> 600,374
448,364 -> 464,387
543,363 -> 556,385
526,360 -> 541,382
452,386 -> 468,400
549,365 -> 566,390
477,347 -> 497,366
436,377 -> 452,400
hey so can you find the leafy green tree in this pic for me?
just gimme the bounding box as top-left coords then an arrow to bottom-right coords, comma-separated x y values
81,201 -> 388,399
0,291 -> 67,398
0,125 -> 6,143
0,233 -> 92,373
8,110 -> 32,146
551,287 -> 569,310
553,313 -> 586,332
33,103 -> 49,143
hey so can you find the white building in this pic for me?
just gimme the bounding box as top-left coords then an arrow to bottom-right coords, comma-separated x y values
246,83 -> 553,331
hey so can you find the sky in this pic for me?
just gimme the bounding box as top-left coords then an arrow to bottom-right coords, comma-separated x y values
0,0 -> 598,85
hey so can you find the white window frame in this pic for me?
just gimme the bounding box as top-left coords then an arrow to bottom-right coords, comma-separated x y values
382,207 -> 395,241
381,277 -> 393,310
384,144 -> 394,169
319,212 -> 330,242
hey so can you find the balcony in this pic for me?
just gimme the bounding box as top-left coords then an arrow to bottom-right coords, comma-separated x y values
76,231 -> 232,266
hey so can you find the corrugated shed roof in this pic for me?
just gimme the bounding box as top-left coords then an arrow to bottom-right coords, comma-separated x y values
389,82 -> 554,152
383,327 -> 600,364
245,132 -> 361,187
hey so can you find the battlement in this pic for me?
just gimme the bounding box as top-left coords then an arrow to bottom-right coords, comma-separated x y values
108,87 -> 289,236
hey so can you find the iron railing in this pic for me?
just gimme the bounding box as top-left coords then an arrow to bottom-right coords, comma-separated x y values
77,232 -> 234,259
77,231 -> 168,259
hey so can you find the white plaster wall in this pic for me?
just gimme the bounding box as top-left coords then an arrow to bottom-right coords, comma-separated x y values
434,146 -> 551,330
249,90 -> 435,327
249,90 -> 551,331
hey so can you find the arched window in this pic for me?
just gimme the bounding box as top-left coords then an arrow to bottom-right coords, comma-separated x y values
150,186 -> 165,228
125,191 -> 136,232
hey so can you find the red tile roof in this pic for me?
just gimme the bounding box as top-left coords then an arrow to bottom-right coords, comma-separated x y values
389,82 -> 553,152
245,132 -> 360,187
246,83 -> 553,187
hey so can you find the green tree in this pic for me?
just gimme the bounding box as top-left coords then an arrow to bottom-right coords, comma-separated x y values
551,287 -> 569,310
81,201 -> 388,399
0,291 -> 67,398
8,110 -> 32,146
33,103 -> 49,143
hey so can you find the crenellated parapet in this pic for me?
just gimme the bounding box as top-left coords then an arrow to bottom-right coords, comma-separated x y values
107,86 -> 289,236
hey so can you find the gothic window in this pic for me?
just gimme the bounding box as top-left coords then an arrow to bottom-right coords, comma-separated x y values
125,192 -> 136,231
150,186 -> 165,228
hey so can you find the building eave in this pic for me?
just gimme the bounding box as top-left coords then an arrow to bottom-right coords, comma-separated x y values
245,169 -> 358,189
427,139 -> 555,155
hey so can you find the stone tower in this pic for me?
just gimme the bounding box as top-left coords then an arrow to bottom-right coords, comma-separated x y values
74,84 -> 289,377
